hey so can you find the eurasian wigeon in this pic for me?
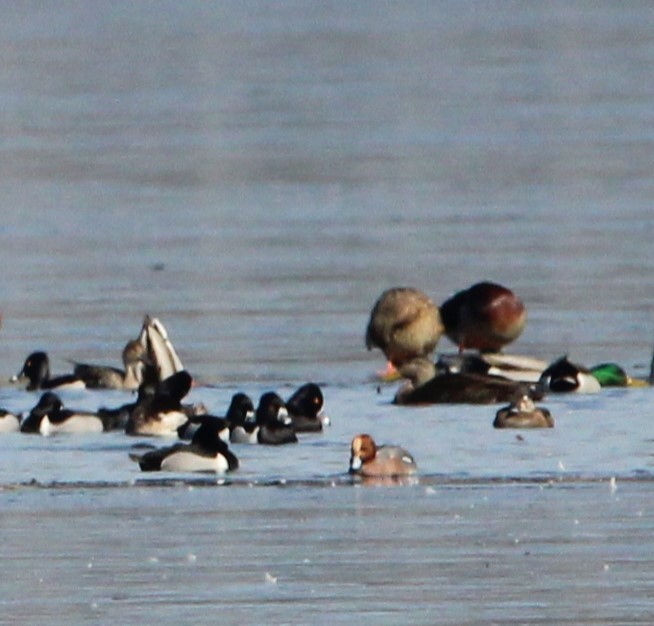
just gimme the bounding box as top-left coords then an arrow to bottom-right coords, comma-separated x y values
349,434 -> 417,477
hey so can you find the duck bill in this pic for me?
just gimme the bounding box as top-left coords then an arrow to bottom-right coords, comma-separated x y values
277,407 -> 292,426
9,370 -> 24,383
349,456 -> 362,472
377,361 -> 401,382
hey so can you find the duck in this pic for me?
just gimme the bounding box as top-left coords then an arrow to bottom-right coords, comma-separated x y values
0,409 -> 21,433
493,394 -> 554,429
20,392 -> 119,435
178,393 -> 254,442
142,315 -> 185,381
366,287 -> 443,378
539,356 -> 601,393
439,281 -> 526,353
219,393 -> 258,444
99,376 -> 206,436
71,338 -> 152,391
366,282 -> 526,377
436,352 -> 549,383
286,382 -> 330,432
255,392 -> 297,445
11,351 -> 86,391
589,362 -> 649,388
349,433 -> 417,477
124,370 -> 195,436
394,357 -> 540,405
177,414 -> 231,443
129,421 -> 239,473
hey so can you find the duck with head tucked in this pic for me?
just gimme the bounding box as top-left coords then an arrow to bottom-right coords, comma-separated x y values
493,394 -> 554,429
394,357 -> 539,405
439,281 -> 526,353
366,282 -> 526,377
349,434 -> 417,477
366,287 -> 443,378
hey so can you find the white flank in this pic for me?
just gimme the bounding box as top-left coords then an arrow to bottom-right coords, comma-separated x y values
0,413 -> 20,433
576,373 -> 601,393
161,451 -> 228,473
230,426 -> 259,444
218,427 -> 230,443
54,380 -> 87,391
40,415 -> 104,435
158,411 -> 190,434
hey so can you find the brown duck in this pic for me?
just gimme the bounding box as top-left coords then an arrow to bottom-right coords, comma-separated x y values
393,357 -> 539,405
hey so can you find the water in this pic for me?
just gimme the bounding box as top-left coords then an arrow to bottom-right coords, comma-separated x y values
1,1 -> 654,624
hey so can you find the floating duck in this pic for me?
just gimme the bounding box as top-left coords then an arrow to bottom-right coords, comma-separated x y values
124,370 -> 194,436
286,382 -> 330,432
129,421 -> 239,473
228,393 -> 260,444
72,339 -> 150,391
20,392 -> 121,435
394,357 -> 540,405
349,434 -> 417,477
255,392 -> 297,445
539,356 -> 601,393
178,392 -> 255,441
11,352 -> 86,391
493,394 -> 554,429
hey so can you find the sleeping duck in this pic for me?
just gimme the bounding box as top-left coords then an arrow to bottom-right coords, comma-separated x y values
366,287 -> 443,378
366,282 -> 526,377
438,281 -> 526,353
393,357 -> 540,405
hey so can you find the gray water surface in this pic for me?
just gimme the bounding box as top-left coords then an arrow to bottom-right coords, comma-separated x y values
2,2 -> 654,624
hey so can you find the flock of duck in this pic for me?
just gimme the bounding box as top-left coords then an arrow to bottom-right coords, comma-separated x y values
0,281 -> 651,479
